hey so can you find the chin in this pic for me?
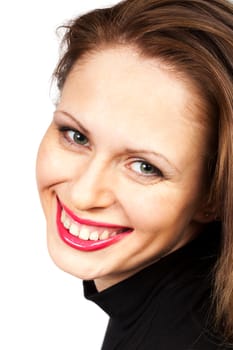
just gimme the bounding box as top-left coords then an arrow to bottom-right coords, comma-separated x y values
46,235 -> 105,281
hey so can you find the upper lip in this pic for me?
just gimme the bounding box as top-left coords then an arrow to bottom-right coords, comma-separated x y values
58,198 -> 131,230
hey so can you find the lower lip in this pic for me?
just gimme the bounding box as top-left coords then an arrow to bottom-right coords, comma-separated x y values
56,200 -> 132,251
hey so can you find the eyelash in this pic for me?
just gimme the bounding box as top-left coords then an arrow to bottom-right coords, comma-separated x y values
58,126 -> 90,147
57,125 -> 164,181
127,160 -> 164,180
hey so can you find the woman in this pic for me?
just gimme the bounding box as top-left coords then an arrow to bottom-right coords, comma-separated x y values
36,0 -> 233,348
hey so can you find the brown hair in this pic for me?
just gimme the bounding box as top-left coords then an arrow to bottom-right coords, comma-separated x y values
54,0 -> 233,342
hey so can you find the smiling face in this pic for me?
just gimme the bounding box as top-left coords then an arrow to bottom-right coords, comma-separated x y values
36,47 -> 212,291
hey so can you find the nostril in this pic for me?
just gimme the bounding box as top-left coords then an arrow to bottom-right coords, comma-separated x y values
69,178 -> 116,211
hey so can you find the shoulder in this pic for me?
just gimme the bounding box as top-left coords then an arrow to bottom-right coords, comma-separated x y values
139,306 -> 232,350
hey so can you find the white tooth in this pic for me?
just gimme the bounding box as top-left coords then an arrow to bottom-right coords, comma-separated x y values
89,231 -> 99,241
110,231 -> 117,237
69,223 -> 79,236
64,217 -> 71,229
100,230 -> 110,240
61,210 -> 66,223
79,227 -> 90,240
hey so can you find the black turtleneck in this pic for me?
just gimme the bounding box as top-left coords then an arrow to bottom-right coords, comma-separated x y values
83,223 -> 232,349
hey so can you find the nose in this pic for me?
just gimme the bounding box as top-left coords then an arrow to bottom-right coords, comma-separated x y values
69,157 -> 116,211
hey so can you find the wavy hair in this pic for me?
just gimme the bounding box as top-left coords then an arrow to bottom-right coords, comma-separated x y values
54,0 -> 233,342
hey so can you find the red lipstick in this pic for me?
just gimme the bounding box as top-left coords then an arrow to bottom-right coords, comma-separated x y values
62,202 -> 127,229
56,198 -> 133,251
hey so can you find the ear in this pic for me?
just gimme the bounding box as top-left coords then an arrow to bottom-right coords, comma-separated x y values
193,201 -> 220,223
194,210 -> 218,223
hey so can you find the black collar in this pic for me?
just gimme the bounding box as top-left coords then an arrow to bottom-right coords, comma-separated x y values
83,222 -> 220,327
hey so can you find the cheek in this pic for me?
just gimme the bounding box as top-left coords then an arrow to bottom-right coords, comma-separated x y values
36,135 -> 70,190
121,185 -> 198,232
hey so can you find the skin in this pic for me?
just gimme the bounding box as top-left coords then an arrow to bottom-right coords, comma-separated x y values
36,47 -> 212,291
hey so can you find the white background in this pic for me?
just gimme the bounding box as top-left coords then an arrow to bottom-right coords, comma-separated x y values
0,1 -> 117,349
2,1 -> 232,349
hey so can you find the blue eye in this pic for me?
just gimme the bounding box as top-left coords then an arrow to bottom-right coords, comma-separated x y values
130,161 -> 163,177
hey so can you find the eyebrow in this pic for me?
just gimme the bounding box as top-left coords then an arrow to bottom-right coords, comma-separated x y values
55,109 -> 180,174
54,110 -> 90,136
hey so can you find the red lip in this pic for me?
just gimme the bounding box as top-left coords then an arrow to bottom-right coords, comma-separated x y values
56,198 -> 133,251
61,200 -> 127,229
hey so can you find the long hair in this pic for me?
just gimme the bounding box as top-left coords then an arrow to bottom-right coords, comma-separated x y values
54,0 -> 233,341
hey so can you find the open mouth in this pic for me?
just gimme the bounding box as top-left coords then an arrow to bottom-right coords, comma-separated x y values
61,209 -> 128,241
56,198 -> 133,251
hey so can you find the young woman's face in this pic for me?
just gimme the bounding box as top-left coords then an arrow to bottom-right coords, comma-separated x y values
37,48 -> 211,290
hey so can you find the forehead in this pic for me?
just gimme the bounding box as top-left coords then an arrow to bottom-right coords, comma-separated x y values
59,47 -> 210,161
62,48 -> 202,117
